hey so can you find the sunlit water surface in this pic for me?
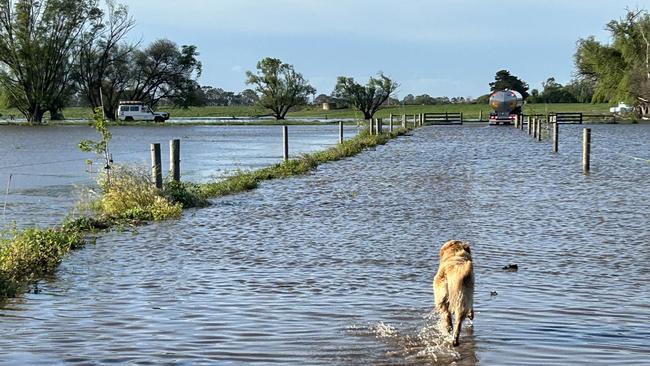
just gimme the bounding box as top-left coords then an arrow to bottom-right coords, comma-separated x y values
0,124 -> 357,228
1,124 -> 650,365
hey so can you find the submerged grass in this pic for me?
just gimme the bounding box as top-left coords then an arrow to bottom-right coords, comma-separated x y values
0,226 -> 85,298
199,128 -> 408,199
0,126 -> 410,301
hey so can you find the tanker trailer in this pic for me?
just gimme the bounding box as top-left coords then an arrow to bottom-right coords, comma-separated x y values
488,90 -> 523,125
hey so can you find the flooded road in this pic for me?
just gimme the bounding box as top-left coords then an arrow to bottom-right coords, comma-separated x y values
1,124 -> 650,365
0,124 -> 357,228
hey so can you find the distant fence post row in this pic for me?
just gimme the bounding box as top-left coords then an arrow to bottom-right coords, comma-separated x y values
516,114 -> 591,174
150,119 -> 402,188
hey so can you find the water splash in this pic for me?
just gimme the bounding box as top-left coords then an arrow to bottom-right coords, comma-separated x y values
349,311 -> 460,363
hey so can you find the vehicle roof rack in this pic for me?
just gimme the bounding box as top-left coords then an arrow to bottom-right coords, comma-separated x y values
119,101 -> 144,105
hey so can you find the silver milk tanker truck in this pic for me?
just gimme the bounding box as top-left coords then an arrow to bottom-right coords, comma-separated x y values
489,90 -> 523,125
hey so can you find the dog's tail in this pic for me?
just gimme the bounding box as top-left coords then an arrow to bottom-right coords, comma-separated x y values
448,261 -> 474,346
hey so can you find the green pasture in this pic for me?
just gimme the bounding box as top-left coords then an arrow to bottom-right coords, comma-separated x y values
0,103 -> 614,122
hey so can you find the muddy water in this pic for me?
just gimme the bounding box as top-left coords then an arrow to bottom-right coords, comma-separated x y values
0,124 -> 357,228
1,124 -> 650,365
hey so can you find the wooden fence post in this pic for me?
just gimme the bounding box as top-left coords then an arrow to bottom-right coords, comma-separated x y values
552,121 -> 558,153
151,143 -> 162,189
402,114 -> 406,128
460,112 -> 464,124
583,128 -> 591,173
368,119 -> 374,135
479,110 -> 483,121
170,139 -> 180,182
283,125 -> 289,161
532,118 -> 536,138
528,117 -> 532,135
339,121 -> 344,143
536,118 -> 542,141
389,115 -> 393,132
532,118 -> 537,138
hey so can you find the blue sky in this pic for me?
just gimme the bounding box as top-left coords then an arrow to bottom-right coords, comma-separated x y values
126,0 -> 650,99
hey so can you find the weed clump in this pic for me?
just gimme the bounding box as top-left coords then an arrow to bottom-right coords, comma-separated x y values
162,181 -> 210,209
0,227 -> 84,298
95,165 -> 182,222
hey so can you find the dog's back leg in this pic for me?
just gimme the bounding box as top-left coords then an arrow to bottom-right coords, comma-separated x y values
451,313 -> 463,346
434,276 -> 452,331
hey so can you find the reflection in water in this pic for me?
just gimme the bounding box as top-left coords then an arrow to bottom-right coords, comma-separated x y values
1,124 -> 650,365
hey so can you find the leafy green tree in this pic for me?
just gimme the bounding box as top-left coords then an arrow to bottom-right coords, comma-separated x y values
489,70 -> 530,99
74,0 -> 135,120
95,39 -> 202,118
402,94 -> 416,105
414,94 -> 436,105
538,77 -> 578,103
333,73 -> 398,120
0,0 -> 99,123
127,40 -> 202,108
564,78 -> 596,103
240,88 -> 259,106
575,9 -> 650,114
246,57 -> 315,120
575,36 -> 629,103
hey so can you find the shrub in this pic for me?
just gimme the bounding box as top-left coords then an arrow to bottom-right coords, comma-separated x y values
162,181 -> 210,208
0,227 -> 84,298
96,165 -> 182,221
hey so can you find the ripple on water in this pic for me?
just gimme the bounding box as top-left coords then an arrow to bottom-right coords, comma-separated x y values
1,125 -> 650,365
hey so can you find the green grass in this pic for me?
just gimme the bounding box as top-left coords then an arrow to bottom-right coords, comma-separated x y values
0,125 -> 411,301
0,226 -> 85,298
0,103 -> 615,122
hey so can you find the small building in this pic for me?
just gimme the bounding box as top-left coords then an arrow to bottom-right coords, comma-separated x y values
322,102 -> 336,110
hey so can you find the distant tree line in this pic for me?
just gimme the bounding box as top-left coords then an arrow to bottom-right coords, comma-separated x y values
527,77 -> 595,104
477,69 -> 595,105
167,86 -> 259,107
6,0 -> 640,123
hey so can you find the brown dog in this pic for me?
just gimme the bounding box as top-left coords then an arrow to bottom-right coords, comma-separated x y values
433,240 -> 474,346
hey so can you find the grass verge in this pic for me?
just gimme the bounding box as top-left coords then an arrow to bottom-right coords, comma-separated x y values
0,126 -> 410,301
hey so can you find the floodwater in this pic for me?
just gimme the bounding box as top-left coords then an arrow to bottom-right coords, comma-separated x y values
0,124 -> 358,228
1,124 -> 650,365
